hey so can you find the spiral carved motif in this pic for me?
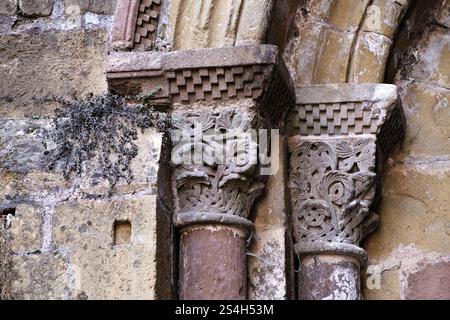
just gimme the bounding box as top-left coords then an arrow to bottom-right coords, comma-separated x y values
289,138 -> 377,245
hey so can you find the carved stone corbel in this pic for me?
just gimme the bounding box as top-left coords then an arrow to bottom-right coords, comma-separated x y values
107,44 -> 295,299
286,84 -> 404,300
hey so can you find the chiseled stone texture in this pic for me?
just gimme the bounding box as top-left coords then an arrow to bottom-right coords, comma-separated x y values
52,197 -> 158,300
0,117 -> 168,299
19,0 -> 54,17
0,0 -> 17,16
11,252 -> 69,300
64,0 -> 118,15
282,0 -> 411,84
9,204 -> 43,254
0,29 -> 109,118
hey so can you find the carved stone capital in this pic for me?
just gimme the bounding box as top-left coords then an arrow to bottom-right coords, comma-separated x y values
106,45 -> 295,230
287,84 -> 404,259
171,106 -> 267,231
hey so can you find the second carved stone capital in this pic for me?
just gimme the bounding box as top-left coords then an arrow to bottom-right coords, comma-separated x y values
287,84 -> 405,261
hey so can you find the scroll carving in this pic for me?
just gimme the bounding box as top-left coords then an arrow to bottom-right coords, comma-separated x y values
289,138 -> 377,246
171,108 -> 266,220
287,84 -> 404,257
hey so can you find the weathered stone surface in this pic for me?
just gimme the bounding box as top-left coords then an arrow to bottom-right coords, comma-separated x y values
10,204 -> 43,253
0,219 -> 13,300
65,0 -> 117,15
283,20 -> 324,85
398,82 -> 450,158
363,3 -> 450,300
79,129 -> 163,196
11,253 -> 69,300
179,226 -> 247,300
328,0 -> 369,30
0,29 -> 109,118
53,196 -> 158,299
313,28 -> 354,83
248,135 -> 293,300
405,261 -> 450,300
361,0 -> 404,40
365,163 -> 450,259
0,120 -> 53,173
167,0 -> 273,50
349,31 -> 392,83
19,0 -> 54,17
299,255 -> 362,300
0,0 -> 17,16
409,29 -> 450,88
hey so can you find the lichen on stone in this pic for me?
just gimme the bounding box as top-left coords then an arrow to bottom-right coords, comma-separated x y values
44,92 -> 168,187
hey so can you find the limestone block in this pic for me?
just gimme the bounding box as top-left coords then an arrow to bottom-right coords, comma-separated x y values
405,261 -> 450,300
365,163 -> 450,260
10,253 -> 69,300
79,129 -> 163,196
313,28 -> 355,83
10,204 -> 43,253
0,0 -> 17,15
409,29 -> 450,89
283,20 -> 324,85
329,0 -> 369,31
399,82 -> 450,158
66,0 -> 117,15
169,0 -> 273,49
362,0 -> 404,40
348,31 -> 392,83
304,0 -> 334,20
19,0 -> 53,17
53,196 -> 159,299
0,29 -> 108,118
235,0 -> 274,46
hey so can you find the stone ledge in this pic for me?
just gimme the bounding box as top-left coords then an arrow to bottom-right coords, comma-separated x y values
106,45 -> 295,126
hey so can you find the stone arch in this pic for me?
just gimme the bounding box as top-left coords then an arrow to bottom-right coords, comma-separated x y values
271,0 -> 413,85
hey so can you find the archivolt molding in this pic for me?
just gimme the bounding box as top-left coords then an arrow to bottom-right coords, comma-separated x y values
281,0 -> 414,85
112,0 -> 275,51
112,0 -> 163,51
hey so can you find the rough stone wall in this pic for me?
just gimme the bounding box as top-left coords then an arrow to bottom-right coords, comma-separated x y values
363,0 -> 450,300
0,0 -> 174,300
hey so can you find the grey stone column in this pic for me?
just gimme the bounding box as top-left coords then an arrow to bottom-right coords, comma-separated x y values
286,84 -> 404,300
